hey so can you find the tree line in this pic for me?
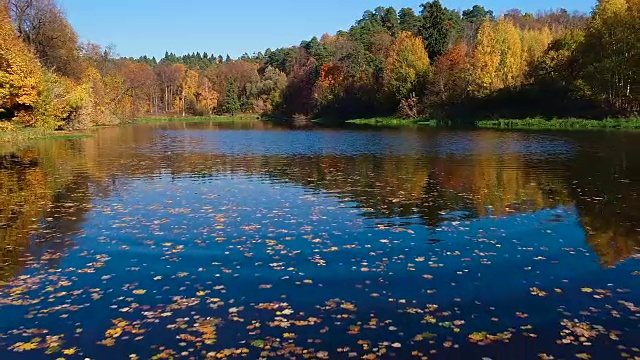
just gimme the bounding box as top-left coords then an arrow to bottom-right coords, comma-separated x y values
0,0 -> 638,130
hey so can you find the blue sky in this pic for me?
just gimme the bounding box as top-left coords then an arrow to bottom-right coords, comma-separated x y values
59,0 -> 595,60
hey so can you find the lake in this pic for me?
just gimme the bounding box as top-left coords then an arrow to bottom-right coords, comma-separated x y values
1,120 -> 639,360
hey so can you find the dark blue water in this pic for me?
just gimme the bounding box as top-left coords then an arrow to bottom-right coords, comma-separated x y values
1,121 -> 639,359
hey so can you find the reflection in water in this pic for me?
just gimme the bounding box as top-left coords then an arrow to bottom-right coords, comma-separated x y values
1,122 -> 639,282
0,150 -> 95,281
1,121 -> 640,359
568,135 -> 640,267
0,153 -> 49,282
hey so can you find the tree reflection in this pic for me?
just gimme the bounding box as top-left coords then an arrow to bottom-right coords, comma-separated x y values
1,123 -> 639,280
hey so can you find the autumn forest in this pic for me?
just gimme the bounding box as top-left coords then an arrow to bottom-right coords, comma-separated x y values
0,0 -> 638,130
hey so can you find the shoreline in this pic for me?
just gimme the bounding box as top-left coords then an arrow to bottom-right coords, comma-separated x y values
0,116 -> 260,145
341,117 -> 438,127
476,118 -> 640,130
0,127 -> 93,143
2,116 -> 640,146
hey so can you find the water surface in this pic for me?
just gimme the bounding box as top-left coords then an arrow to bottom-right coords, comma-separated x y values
1,121 -> 639,359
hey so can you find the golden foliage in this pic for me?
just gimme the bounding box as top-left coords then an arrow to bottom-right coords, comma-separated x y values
197,77 -> 219,115
580,0 -> 638,112
469,18 -> 550,96
32,71 -> 70,130
468,20 -> 501,96
495,18 -> 524,88
522,27 -> 553,66
0,4 -> 42,119
383,31 -> 430,100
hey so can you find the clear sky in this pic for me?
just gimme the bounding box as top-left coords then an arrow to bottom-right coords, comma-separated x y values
58,0 -> 595,60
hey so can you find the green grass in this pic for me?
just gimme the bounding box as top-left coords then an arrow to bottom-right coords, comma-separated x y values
0,127 -> 92,143
346,117 -> 417,126
344,117 -> 438,127
134,115 -> 259,124
1,115 -> 258,146
477,117 -> 640,130
46,134 -> 93,140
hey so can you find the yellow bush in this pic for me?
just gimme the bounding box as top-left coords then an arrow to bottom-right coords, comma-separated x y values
0,4 -> 42,120
32,71 -> 68,129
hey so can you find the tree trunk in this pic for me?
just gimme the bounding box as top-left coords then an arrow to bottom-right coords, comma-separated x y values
164,86 -> 168,113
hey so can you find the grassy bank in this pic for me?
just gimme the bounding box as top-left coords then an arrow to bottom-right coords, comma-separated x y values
477,118 -> 640,130
0,116 -> 258,146
343,117 -> 438,127
0,127 -> 92,143
134,115 -> 259,124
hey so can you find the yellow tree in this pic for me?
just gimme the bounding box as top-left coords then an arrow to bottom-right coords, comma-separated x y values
119,61 -> 154,118
495,18 -> 524,89
468,20 -> 501,96
0,3 -> 42,126
80,66 -> 118,125
469,18 -> 526,96
103,71 -> 127,119
581,0 -> 637,112
29,65 -> 100,131
626,0 -> 639,110
32,71 -> 71,129
594,0 -> 628,17
521,27 -> 553,81
170,64 -> 186,114
196,77 -> 218,115
182,69 -> 199,116
62,79 -> 95,130
531,29 -> 586,90
383,31 -> 430,101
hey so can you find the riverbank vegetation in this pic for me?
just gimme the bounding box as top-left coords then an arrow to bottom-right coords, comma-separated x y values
0,126 -> 91,145
478,117 -> 640,130
346,118 -> 421,126
0,0 -> 637,133
344,117 -> 437,127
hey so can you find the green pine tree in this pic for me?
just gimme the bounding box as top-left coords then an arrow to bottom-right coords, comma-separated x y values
223,80 -> 241,116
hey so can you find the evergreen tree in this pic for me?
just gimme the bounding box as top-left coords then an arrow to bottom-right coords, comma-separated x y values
462,5 -> 494,24
420,0 -> 461,60
399,8 -> 423,34
382,7 -> 400,34
223,79 -> 241,116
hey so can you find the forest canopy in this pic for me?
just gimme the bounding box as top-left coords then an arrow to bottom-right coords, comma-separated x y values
0,0 -> 638,130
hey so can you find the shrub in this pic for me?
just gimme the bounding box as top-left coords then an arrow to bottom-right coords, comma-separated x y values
398,93 -> 420,119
